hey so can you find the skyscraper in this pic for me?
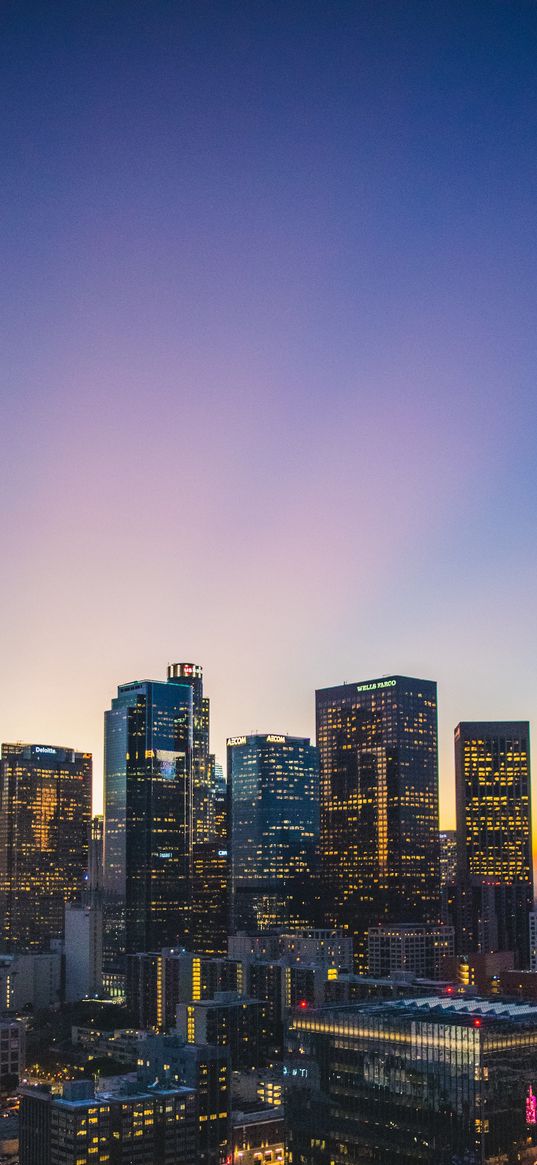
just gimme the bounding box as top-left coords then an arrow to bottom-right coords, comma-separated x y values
166,666 -> 228,954
0,743 -> 92,952
316,675 -> 440,967
103,668 -> 194,971
228,734 -> 319,932
454,721 -> 532,965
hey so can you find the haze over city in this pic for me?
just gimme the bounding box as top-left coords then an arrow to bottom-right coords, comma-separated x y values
2,1 -> 537,825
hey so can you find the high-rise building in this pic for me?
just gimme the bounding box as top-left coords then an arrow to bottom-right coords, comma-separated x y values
103,669 -> 194,971
176,992 -> 271,1069
0,743 -> 92,952
454,721 -> 532,965
0,1019 -> 25,1091
286,996 -> 537,1164
228,734 -> 319,932
316,675 -> 440,967
439,829 -> 457,886
166,665 -> 228,956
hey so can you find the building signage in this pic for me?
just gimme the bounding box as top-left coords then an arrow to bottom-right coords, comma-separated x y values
266,735 -> 286,743
34,746 -> 57,755
227,736 -> 247,747
356,679 -> 396,693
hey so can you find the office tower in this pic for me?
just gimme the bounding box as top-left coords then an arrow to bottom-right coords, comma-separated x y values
228,734 -> 320,932
176,993 -> 271,1069
0,743 -> 92,952
139,1035 -> 231,1165
367,923 -> 455,979
103,666 -> 195,972
286,996 -> 537,1164
126,949 -> 244,1030
19,1078 -> 197,1165
455,721 -> 532,965
316,675 -> 440,967
166,665 -> 229,956
439,829 -> 457,886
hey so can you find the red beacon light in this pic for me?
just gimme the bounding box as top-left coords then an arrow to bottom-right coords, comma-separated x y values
473,1018 -> 482,1028
298,999 -> 308,1010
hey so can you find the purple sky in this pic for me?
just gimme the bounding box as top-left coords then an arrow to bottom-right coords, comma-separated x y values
1,1 -> 537,823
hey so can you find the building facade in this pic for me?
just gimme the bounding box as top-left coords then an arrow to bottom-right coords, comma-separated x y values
367,923 -> 455,980
228,734 -> 319,932
454,721 -> 533,965
316,675 -> 440,967
0,1019 -> 25,1091
286,996 -> 537,1164
439,829 -> 457,886
103,668 -> 195,971
126,949 -> 243,1030
19,1077 -> 197,1165
0,743 -> 92,952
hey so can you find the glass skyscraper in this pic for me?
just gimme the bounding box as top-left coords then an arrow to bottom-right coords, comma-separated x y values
0,743 -> 92,951
454,721 -> 532,965
228,733 -> 319,932
286,995 -> 537,1164
103,668 -> 194,970
316,675 -> 440,968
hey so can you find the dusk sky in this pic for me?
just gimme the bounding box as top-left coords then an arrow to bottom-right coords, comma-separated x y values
1,1 -> 537,822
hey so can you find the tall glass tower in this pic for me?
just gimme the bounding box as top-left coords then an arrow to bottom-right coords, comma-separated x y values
103,669 -> 194,971
228,733 -> 319,932
316,675 -> 440,968
0,743 -> 92,951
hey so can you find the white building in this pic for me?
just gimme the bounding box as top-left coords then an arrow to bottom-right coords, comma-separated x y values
0,952 -> 61,1014
64,901 -> 103,1002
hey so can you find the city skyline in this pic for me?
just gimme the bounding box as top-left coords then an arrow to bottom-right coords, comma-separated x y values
2,2 -> 537,832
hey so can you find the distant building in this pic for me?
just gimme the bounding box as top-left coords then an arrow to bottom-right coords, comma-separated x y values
530,911 -> 537,972
439,829 -> 457,886
231,1107 -> 284,1165
0,951 -> 61,1013
228,734 -> 319,932
0,743 -> 91,951
103,668 -> 195,971
64,901 -> 103,1002
442,950 -> 515,994
367,923 -> 455,980
126,949 -> 244,1030
316,676 -> 440,967
176,992 -> 270,1070
228,928 -> 353,971
138,1035 -> 231,1165
19,1077 -> 197,1165
0,1020 -> 25,1090
454,721 -> 533,965
286,996 -> 537,1164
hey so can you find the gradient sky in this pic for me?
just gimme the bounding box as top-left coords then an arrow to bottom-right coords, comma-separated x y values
1,1 -> 537,823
